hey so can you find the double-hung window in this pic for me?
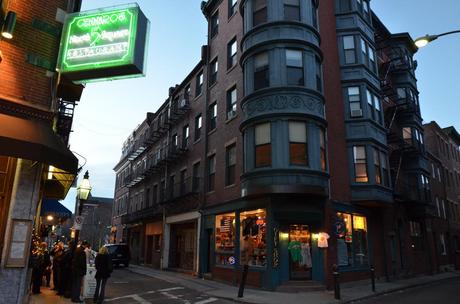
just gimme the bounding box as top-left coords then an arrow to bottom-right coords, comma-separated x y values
316,56 -> 322,92
227,37 -> 237,69
343,36 -> 356,64
353,146 -> 368,183
229,0 -> 237,17
196,71 -> 203,96
289,121 -> 308,166
195,114 -> 202,141
255,123 -> 271,167
286,49 -> 304,86
253,0 -> 267,27
183,125 -> 189,148
381,151 -> 389,187
211,11 -> 219,38
254,52 -> 269,90
373,148 -> 381,184
210,58 -> 218,85
209,102 -> 217,131
227,86 -> 237,120
208,155 -> 216,192
226,144 -> 236,186
284,0 -> 300,21
348,87 -> 362,117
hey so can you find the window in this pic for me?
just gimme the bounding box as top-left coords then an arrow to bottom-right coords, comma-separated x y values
192,162 -> 200,191
286,49 -> 304,86
374,94 -> 382,124
316,56 -> 322,91
441,200 -> 446,219
210,57 -> 218,85
366,89 -> 382,124
440,234 -> 447,255
226,144 -> 236,186
311,0 -> 318,28
229,0 -> 237,17
338,0 -> 351,12
336,212 -> 368,267
380,151 -> 389,187
196,71 -> 203,96
402,127 -> 412,144
209,102 -> 217,131
366,90 -> 374,120
240,209 -> 267,267
180,169 -> 187,195
373,148 -> 381,184
255,123 -> 271,167
195,114 -> 202,141
211,11 -> 219,37
348,87 -> 362,117
215,213 -> 236,265
421,175 -> 431,203
183,125 -> 189,148
343,36 -> 356,64
227,37 -> 237,69
284,0 -> 300,21
320,128 -> 327,170
289,121 -> 308,165
409,221 -> 422,250
253,0 -> 267,27
227,86 -> 237,120
208,154 -> 216,191
254,52 -> 269,90
436,197 -> 441,217
353,146 -> 368,182
185,84 -> 191,98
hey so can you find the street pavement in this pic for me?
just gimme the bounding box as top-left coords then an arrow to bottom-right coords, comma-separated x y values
103,268 -> 236,304
354,277 -> 460,304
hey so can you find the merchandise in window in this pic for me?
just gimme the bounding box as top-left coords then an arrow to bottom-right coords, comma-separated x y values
240,209 -> 267,267
215,213 -> 236,265
336,212 -> 368,267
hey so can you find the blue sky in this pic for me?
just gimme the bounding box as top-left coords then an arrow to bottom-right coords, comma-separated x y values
61,0 -> 460,211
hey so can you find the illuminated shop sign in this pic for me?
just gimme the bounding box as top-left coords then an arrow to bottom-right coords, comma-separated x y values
57,4 -> 149,82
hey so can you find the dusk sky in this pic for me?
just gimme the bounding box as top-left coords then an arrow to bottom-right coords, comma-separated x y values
61,0 -> 460,212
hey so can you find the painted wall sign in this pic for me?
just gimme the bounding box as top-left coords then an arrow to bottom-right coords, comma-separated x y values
57,4 -> 149,82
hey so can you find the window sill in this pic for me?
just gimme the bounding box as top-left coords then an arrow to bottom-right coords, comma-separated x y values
224,183 -> 237,189
206,190 -> 216,195
225,114 -> 238,124
228,10 -> 238,22
209,81 -> 218,90
208,128 -> 217,136
194,93 -> 203,101
193,138 -> 202,145
226,63 -> 238,74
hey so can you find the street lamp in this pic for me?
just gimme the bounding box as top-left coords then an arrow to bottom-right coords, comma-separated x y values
415,30 -> 460,48
74,171 -> 92,243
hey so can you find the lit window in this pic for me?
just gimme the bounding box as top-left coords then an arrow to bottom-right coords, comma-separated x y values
240,209 -> 267,267
353,146 -> 368,182
336,212 -> 368,267
255,123 -> 271,167
215,213 -> 236,265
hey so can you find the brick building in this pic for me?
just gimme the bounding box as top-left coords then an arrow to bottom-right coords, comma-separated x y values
0,0 -> 83,302
111,0 -> 458,290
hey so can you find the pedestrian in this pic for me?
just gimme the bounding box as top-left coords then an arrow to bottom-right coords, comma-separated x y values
71,242 -> 87,303
82,241 -> 92,265
62,241 -> 75,298
93,246 -> 113,304
43,246 -> 52,287
52,242 -> 65,293
30,242 -> 46,294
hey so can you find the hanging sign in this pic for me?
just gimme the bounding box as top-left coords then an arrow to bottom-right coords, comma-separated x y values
73,215 -> 84,230
57,3 -> 149,83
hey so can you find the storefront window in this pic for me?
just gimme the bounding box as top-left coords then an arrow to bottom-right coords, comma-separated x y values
215,213 -> 236,266
240,209 -> 267,267
335,212 -> 368,267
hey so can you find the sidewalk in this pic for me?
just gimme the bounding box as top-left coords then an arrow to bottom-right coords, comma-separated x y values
128,265 -> 460,304
29,287 -> 92,304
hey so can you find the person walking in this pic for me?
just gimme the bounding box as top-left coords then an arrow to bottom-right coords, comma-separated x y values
71,242 -> 87,303
52,242 -> 65,293
62,241 -> 75,298
93,246 -> 113,304
43,247 -> 52,287
30,242 -> 46,294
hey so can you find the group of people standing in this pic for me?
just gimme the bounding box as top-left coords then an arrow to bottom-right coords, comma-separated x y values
30,240 -> 114,303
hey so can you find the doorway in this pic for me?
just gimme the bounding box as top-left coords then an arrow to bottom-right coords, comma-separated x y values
288,224 -> 312,280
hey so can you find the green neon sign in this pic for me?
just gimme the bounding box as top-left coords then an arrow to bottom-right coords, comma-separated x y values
57,4 -> 148,82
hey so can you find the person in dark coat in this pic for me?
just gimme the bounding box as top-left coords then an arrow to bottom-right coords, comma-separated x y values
93,246 -> 113,304
43,248 -> 52,287
71,242 -> 87,303
62,241 -> 75,298
30,242 -> 46,294
51,242 -> 64,292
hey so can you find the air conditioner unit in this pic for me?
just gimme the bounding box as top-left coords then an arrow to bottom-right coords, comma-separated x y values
227,110 -> 237,120
351,109 -> 363,117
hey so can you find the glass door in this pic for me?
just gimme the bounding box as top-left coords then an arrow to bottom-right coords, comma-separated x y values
288,224 -> 312,280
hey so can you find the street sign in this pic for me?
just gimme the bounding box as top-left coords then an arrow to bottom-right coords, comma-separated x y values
73,215 -> 84,230
57,3 -> 149,83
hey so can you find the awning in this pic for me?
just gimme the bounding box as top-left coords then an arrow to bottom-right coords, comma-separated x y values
0,113 -> 78,173
40,198 -> 72,219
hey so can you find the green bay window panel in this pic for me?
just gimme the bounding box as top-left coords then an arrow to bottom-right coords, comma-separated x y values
289,121 -> 308,165
57,4 -> 149,82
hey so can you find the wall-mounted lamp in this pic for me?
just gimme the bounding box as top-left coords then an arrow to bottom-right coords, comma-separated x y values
1,11 -> 16,39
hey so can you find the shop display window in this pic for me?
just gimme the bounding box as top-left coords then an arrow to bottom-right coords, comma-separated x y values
240,209 -> 267,267
215,213 -> 236,266
336,212 -> 368,267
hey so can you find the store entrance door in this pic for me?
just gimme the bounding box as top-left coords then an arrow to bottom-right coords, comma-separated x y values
288,224 -> 312,280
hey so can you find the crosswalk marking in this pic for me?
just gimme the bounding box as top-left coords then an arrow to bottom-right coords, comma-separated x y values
131,294 -> 151,304
194,298 -> 219,304
157,286 -> 185,292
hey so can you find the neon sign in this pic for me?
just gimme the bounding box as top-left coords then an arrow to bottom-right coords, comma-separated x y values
57,4 -> 149,82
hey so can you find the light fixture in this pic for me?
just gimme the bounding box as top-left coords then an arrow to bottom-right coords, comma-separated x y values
414,30 -> 460,48
77,170 -> 92,200
46,215 -> 54,221
1,11 -> 17,39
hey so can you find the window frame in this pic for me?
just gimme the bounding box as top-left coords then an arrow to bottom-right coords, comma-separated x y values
208,154 -> 216,192
255,123 -> 271,168
228,0 -> 238,18
254,52 -> 269,90
289,121 -> 308,166
348,87 -> 362,118
196,71 -> 204,96
353,146 -> 368,183
210,10 -> 219,38
226,144 -> 237,186
227,37 -> 238,70
210,57 -> 218,85
284,0 -> 300,22
209,102 -> 217,131
226,86 -> 237,120
253,0 -> 267,27
343,35 -> 356,64
195,114 -> 202,141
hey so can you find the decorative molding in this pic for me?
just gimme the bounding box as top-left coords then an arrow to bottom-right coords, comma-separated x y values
0,98 -> 54,122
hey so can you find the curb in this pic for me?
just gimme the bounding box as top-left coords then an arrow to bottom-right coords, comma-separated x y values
340,274 -> 460,304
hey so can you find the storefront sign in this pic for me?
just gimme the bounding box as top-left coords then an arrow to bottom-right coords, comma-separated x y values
57,4 -> 149,82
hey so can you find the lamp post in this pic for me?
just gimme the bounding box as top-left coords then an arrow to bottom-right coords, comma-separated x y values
414,30 -> 460,48
74,170 -> 92,243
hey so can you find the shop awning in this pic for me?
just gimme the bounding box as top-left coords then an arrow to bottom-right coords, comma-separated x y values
0,113 -> 78,173
40,198 -> 72,219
